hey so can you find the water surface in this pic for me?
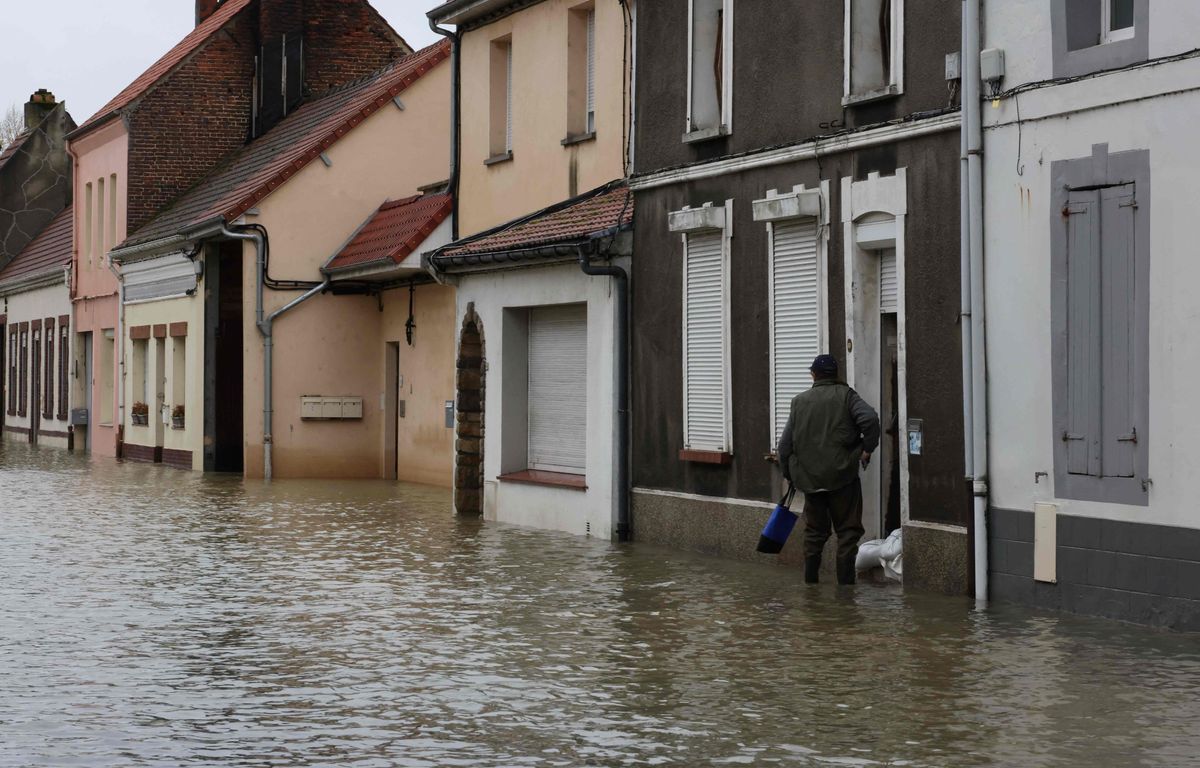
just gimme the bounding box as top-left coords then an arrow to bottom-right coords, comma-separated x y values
2,442 -> 1199,767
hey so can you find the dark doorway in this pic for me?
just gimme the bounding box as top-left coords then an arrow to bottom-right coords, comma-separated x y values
881,313 -> 901,536
213,243 -> 244,473
454,306 -> 485,516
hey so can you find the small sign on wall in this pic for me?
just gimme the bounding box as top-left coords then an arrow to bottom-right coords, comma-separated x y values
907,418 -> 924,456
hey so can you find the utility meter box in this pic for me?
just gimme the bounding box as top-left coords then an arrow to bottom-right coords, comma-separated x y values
300,396 -> 363,420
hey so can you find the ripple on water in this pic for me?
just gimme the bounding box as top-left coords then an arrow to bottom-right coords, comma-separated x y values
2,441 -> 1200,767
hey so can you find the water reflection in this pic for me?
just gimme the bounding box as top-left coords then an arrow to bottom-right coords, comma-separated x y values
2,441 -> 1199,766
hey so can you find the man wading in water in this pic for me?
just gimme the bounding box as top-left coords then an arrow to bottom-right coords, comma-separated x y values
777,354 -> 881,585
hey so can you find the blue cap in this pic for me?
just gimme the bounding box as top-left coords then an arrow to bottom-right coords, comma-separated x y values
810,354 -> 838,376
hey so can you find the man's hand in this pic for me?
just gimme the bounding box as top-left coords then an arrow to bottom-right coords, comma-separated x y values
861,451 -> 872,469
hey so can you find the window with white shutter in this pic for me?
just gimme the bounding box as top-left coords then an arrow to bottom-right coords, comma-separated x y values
879,248 -> 897,314
489,37 -> 514,159
683,230 -> 729,452
505,43 -> 513,153
770,218 -> 821,445
686,0 -> 733,138
586,9 -> 596,134
527,304 -> 588,473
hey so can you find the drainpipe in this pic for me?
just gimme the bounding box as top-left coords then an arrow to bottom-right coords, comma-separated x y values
428,19 -> 461,240
578,245 -> 631,542
105,257 -> 126,437
964,0 -> 989,603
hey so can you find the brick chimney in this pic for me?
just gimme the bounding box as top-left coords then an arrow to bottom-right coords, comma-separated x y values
196,0 -> 224,26
23,89 -> 57,131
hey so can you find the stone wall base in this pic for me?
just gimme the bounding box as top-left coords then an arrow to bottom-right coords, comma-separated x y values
903,521 -> 970,596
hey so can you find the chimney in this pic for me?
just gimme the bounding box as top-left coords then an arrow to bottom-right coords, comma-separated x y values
24,89 -> 57,131
196,0 -> 224,26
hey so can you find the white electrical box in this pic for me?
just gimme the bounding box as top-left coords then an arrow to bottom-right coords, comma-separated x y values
945,51 -> 961,81
981,48 -> 1006,83
300,396 -> 364,420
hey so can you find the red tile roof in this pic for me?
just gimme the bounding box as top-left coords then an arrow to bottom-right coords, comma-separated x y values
438,182 -> 632,258
119,40 -> 451,251
75,0 -> 255,135
325,194 -> 452,272
0,206 -> 73,287
0,131 -> 31,173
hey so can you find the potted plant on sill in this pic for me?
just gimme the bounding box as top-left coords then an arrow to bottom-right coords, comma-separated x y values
172,404 -> 185,430
131,401 -> 149,426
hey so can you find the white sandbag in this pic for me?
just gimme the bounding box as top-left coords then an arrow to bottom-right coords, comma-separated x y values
855,529 -> 903,581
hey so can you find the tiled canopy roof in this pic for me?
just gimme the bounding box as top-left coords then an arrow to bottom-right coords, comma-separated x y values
75,0 -> 254,134
436,182 -> 632,259
0,206 -> 72,287
119,40 -> 450,251
325,194 -> 452,272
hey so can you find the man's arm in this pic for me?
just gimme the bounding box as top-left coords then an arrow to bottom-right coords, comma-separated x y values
777,412 -> 794,482
848,390 -> 881,454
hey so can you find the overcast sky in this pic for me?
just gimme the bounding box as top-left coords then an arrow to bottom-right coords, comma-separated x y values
0,1 -> 440,126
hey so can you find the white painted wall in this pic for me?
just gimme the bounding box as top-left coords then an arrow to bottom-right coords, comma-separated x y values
982,10 -> 1200,528
454,261 -> 619,539
1,279 -> 73,448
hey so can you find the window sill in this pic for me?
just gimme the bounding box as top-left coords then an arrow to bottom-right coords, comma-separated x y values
498,469 -> 587,491
562,132 -> 596,147
842,85 -> 902,107
681,126 -> 729,145
484,151 -> 514,166
679,449 -> 733,465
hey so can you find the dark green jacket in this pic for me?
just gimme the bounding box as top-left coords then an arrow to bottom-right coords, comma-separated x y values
777,380 -> 880,494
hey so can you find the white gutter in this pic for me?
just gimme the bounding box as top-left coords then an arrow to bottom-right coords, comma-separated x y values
630,112 -> 960,191
0,268 -> 66,297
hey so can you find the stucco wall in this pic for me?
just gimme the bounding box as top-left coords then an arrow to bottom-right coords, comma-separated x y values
982,27 -> 1200,529
239,62 -> 450,479
380,283 -> 457,488
456,262 -> 619,539
1,281 -> 72,448
457,0 -> 628,236
122,294 -> 205,470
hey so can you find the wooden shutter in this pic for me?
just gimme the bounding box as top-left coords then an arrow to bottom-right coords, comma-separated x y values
1101,184 -> 1137,478
879,248 -> 898,313
684,230 -> 728,451
586,9 -> 596,133
1065,189 -> 1102,477
528,304 -> 587,473
505,43 -> 513,153
770,218 -> 820,445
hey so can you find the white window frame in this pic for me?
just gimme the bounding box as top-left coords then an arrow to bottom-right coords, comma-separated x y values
669,200 -> 733,454
505,41 -> 514,154
753,183 -> 830,450
843,0 -> 905,106
1101,0 -> 1135,44
685,0 -> 734,141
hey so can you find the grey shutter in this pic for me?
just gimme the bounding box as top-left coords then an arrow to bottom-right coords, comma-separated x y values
505,43 -> 513,153
771,219 -> 820,445
586,10 -> 596,133
1101,184 -> 1137,478
684,231 -> 728,451
528,304 -> 587,473
879,248 -> 898,313
1065,189 -> 1102,476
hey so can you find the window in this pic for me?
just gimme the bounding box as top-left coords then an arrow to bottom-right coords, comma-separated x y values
96,176 -> 105,263
527,305 -> 588,474
172,336 -> 186,426
44,320 -> 54,420
844,0 -> 903,104
58,324 -> 69,421
132,338 -> 149,410
98,331 -> 114,425
19,325 -> 28,417
1054,0 -> 1146,77
1051,146 -> 1149,505
6,327 -> 16,416
108,174 -> 118,252
686,0 -> 733,140
84,182 -> 93,266
669,201 -> 732,456
489,36 -> 513,160
567,4 -> 597,139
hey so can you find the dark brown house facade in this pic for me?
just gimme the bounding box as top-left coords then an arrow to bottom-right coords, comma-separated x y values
629,0 -> 970,593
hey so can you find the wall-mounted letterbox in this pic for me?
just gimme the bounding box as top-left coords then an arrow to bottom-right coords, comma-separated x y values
300,396 -> 364,420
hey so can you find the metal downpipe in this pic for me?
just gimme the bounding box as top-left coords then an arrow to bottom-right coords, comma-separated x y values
964,0 -> 990,603
578,247 -> 631,542
428,18 -> 461,240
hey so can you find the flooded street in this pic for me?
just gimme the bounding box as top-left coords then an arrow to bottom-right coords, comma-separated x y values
2,443 -> 1199,767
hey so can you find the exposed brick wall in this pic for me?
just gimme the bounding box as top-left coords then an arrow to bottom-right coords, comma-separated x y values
125,22 -> 255,234
301,0 -> 410,95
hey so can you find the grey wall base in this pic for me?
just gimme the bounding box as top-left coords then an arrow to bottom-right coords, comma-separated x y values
990,507 -> 1200,632
903,522 -> 969,596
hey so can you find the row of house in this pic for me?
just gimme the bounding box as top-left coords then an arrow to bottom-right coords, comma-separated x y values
2,0 -> 1196,631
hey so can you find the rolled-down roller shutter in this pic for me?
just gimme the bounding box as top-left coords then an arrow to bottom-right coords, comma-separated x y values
528,304 -> 588,473
684,230 -> 728,452
879,248 -> 898,313
771,218 -> 820,445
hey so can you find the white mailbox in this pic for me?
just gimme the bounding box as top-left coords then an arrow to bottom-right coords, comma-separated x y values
300,396 -> 364,420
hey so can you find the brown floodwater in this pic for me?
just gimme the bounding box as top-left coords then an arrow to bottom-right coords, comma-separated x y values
2,441 -> 1199,767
